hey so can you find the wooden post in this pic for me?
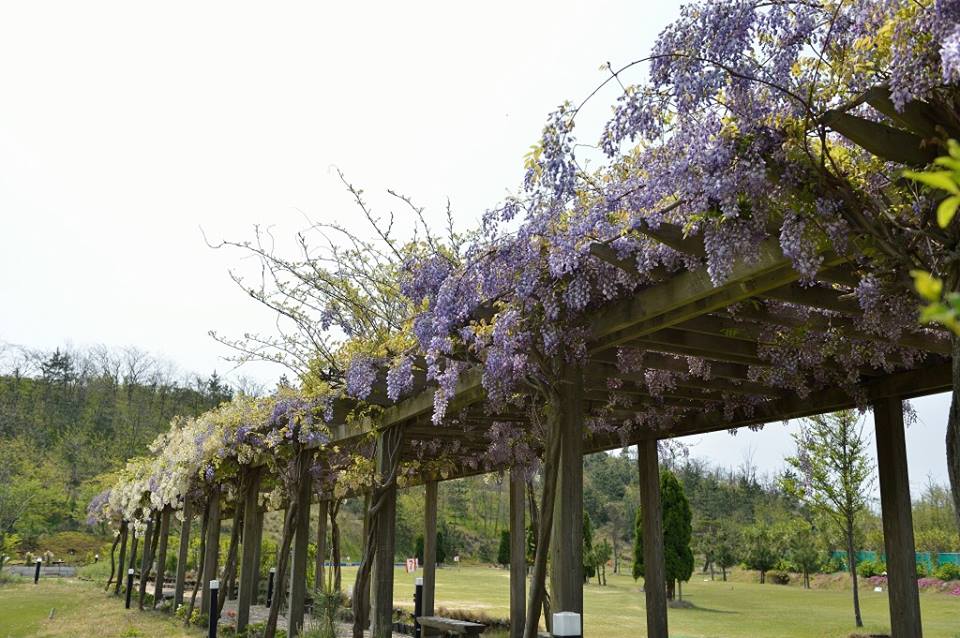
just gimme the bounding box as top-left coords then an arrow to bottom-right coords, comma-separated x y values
287,464 -> 313,637
874,397 -> 923,638
550,364 -> 584,615
202,493 -> 221,617
423,481 -> 438,618
237,468 -> 262,633
638,439 -> 667,638
370,428 -> 399,638
314,499 -> 329,592
509,470 -> 526,638
174,497 -> 193,608
153,506 -> 171,606
250,506 -> 264,604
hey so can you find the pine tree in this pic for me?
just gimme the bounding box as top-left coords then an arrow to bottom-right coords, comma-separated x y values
633,469 -> 694,600
497,530 -> 510,567
583,512 -> 595,581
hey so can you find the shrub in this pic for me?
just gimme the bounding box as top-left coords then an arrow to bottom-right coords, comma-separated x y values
821,555 -> 845,574
769,570 -> 791,585
856,559 -> 886,578
915,561 -> 928,578
934,562 -> 960,581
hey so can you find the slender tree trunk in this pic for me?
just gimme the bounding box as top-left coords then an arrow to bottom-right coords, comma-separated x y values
948,335 -> 960,535
106,522 -> 125,592
264,500 -> 298,638
522,405 -> 562,638
184,499 -> 210,626
217,485 -> 245,618
846,523 -> 864,628
330,499 -> 342,592
721,566 -> 727,582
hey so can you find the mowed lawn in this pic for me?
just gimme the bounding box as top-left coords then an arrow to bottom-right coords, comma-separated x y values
339,565 -> 960,638
0,575 -> 197,638
1,568 -> 959,637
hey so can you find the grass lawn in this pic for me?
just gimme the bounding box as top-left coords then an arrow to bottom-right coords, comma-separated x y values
338,565 -> 960,638
1,567 -> 958,637
0,575 -> 198,638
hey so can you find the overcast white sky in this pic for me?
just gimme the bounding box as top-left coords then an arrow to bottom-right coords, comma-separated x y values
0,1 -> 951,494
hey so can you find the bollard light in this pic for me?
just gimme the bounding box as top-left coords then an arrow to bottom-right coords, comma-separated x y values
208,580 -> 219,638
553,611 -> 582,638
413,576 -> 424,638
266,567 -> 276,608
34,557 -> 42,584
125,568 -> 135,608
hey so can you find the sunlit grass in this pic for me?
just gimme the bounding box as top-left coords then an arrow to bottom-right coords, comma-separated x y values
1,567 -> 958,637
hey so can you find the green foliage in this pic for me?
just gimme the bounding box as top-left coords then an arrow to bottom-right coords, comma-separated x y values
856,558 -> 886,578
415,534 -> 424,564
741,523 -> 780,583
783,519 -> 823,588
582,512 -> 595,579
525,524 -> 536,566
633,469 -> 694,598
0,345 -> 231,541
903,140 -> 960,334
934,562 -> 960,581
496,530 -> 510,567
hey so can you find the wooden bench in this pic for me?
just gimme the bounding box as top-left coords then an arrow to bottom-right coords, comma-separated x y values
416,616 -> 486,636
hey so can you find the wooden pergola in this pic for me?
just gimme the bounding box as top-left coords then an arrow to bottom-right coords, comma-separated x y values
127,226 -> 950,638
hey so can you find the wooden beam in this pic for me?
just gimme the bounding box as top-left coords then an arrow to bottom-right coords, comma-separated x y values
173,497 -> 193,607
382,368 -> 485,428
762,284 -> 861,314
631,328 -> 764,365
201,493 -> 221,617
423,481 -> 438,618
153,506 -> 171,606
821,109 -> 938,166
730,305 -> 951,355
509,470 -> 526,638
550,365 -> 584,615
637,440 -> 667,638
238,468 -> 263,633
287,457 -> 313,637
651,362 -> 952,440
589,241 -> 843,352
874,397 -> 923,638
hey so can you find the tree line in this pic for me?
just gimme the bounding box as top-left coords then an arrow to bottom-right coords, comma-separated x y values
0,343 -> 234,547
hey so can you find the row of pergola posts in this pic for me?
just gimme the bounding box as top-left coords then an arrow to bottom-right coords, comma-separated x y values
110,394 -> 923,638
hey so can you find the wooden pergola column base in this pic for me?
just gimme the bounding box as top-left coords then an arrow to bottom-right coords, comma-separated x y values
550,365 -> 585,615
509,470 -> 526,638
874,397 -> 923,638
237,468 -> 263,632
370,428 -> 400,638
423,481 -> 438,617
638,439 -> 667,638
153,506 -> 171,606
287,457 -> 313,637
201,493 -> 221,617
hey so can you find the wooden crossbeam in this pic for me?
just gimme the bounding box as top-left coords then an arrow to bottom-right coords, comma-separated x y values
588,351 -> 753,381
589,239 -> 845,352
676,315 -> 768,342
821,109 -> 938,166
629,328 -> 765,366
730,304 -> 951,355
762,284 -> 861,314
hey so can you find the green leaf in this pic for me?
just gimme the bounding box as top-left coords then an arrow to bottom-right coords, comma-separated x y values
911,270 -> 943,302
938,195 -> 960,228
902,170 -> 960,195
948,139 -> 960,160
932,156 -> 960,172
